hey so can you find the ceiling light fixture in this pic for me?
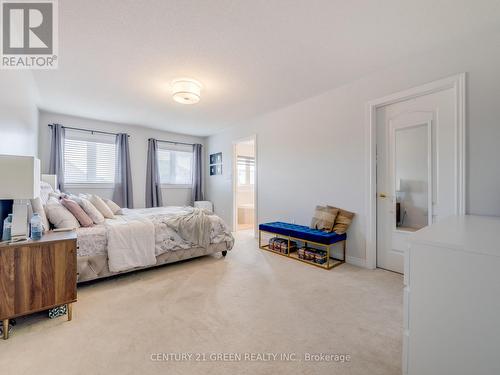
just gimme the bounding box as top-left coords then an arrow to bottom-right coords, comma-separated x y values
172,78 -> 202,104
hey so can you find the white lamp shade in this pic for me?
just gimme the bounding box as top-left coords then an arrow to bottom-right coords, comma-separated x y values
0,155 -> 40,199
172,78 -> 202,104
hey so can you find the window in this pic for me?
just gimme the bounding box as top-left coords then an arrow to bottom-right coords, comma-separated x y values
64,129 -> 116,185
237,155 -> 255,186
157,143 -> 193,185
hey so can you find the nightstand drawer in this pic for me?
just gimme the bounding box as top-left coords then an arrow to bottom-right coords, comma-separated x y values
0,238 -> 77,321
0,247 -> 15,318
1,231 -> 78,339
14,242 -> 76,317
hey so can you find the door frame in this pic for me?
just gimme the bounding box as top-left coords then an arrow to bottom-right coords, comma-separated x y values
365,73 -> 466,270
232,134 -> 258,237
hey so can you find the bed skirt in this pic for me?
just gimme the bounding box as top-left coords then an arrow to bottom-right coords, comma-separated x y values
77,242 -> 230,283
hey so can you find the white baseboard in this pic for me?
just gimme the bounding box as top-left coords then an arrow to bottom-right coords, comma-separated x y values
346,256 -> 367,268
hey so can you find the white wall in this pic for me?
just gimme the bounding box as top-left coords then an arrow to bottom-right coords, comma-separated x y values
206,30 -> 500,265
38,111 -> 205,208
0,71 -> 39,156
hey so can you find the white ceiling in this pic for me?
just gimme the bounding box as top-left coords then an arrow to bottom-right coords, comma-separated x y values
33,0 -> 500,136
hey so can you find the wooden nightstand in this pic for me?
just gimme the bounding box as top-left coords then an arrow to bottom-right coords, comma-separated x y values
0,231 -> 77,340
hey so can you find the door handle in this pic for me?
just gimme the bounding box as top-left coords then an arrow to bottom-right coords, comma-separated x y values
379,193 -> 388,198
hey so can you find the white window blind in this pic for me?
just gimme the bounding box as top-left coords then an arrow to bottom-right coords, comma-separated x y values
237,155 -> 255,186
64,129 -> 116,184
157,143 -> 193,185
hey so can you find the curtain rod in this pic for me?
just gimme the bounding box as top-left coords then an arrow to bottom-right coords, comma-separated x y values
48,124 -> 129,137
151,138 -> 196,147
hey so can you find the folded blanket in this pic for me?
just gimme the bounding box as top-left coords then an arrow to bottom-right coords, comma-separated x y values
164,208 -> 213,248
106,215 -> 156,272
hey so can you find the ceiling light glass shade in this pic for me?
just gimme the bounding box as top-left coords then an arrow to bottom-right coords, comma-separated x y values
172,79 -> 202,104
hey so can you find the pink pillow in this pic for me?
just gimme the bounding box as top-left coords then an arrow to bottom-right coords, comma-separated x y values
60,197 -> 94,227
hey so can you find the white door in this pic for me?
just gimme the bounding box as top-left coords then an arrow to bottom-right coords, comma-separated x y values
376,88 -> 457,273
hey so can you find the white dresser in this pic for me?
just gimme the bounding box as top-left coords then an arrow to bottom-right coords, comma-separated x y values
404,215 -> 500,375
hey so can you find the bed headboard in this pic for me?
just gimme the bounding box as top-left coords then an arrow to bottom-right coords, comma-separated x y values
41,174 -> 57,190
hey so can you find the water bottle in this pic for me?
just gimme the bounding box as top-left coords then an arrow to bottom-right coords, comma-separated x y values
2,214 -> 12,241
30,213 -> 43,241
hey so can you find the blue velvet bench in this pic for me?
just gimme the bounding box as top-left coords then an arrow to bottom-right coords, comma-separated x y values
258,222 -> 347,269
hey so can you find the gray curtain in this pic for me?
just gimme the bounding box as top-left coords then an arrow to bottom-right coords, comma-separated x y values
113,133 -> 133,208
48,124 -> 65,191
191,143 -> 204,204
146,138 -> 163,208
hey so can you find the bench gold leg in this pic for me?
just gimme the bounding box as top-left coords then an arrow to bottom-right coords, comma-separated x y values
2,319 -> 8,340
67,303 -> 73,321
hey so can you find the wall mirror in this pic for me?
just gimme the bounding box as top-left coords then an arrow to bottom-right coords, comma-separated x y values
393,122 -> 432,231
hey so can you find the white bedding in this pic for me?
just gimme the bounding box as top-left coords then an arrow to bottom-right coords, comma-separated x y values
76,206 -> 234,268
105,212 -> 156,272
76,225 -> 107,256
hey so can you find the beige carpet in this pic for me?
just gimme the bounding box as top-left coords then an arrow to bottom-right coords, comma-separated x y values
0,230 -> 403,375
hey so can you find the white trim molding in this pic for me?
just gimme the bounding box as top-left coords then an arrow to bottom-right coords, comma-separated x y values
365,73 -> 466,270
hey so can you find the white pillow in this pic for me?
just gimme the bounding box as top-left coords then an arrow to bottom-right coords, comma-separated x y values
31,197 -> 50,233
68,194 -> 82,204
45,198 -> 80,229
49,191 -> 62,200
104,199 -> 123,215
89,195 -> 115,219
79,197 -> 105,224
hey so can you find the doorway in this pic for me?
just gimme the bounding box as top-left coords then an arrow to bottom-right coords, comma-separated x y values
366,74 -> 466,272
233,136 -> 256,232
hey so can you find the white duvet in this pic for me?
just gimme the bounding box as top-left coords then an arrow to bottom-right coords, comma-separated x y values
105,212 -> 156,273
76,206 -> 234,272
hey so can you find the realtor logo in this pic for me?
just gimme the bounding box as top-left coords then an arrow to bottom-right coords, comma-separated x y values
1,0 -> 58,69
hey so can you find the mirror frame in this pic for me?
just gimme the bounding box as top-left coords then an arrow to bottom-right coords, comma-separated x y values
389,119 -> 433,233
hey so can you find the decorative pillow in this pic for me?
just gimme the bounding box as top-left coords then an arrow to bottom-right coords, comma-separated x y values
78,197 -> 104,224
68,194 -> 82,204
49,191 -> 62,200
104,199 -> 122,215
89,195 -> 115,219
331,208 -> 355,234
45,198 -> 81,229
39,181 -> 54,205
60,197 -> 93,227
30,197 -> 50,233
310,205 -> 339,231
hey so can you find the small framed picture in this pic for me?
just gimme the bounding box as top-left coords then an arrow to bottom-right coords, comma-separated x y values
209,152 -> 223,176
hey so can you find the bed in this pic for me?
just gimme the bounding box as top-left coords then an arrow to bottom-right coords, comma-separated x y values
75,206 -> 234,282
38,182 -> 234,283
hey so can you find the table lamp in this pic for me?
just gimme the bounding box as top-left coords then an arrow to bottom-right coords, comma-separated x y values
0,155 -> 40,241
